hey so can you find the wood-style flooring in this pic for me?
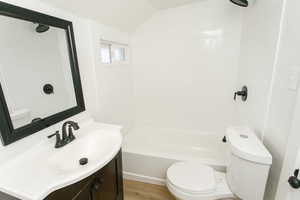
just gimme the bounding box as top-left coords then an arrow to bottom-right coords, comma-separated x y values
124,180 -> 176,200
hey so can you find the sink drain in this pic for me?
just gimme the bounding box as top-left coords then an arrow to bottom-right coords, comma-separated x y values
79,158 -> 88,165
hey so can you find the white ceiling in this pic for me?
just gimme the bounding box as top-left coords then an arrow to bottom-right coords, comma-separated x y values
147,0 -> 200,9
43,0 -> 201,32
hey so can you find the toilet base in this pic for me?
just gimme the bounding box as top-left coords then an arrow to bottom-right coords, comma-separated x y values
167,171 -> 236,200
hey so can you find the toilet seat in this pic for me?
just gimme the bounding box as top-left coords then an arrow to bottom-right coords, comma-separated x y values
166,162 -> 234,200
167,162 -> 217,194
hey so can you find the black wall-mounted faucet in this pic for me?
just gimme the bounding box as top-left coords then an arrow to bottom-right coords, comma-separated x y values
234,86 -> 248,101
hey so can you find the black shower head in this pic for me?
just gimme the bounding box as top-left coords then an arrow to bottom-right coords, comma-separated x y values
35,24 -> 50,33
230,0 -> 249,7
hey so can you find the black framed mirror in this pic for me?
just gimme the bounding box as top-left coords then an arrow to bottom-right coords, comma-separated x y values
0,2 -> 85,146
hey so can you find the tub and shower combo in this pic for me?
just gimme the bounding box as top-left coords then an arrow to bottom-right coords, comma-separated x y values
122,126 -> 229,185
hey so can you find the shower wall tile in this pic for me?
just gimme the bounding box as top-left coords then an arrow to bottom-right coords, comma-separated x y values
131,0 -> 243,134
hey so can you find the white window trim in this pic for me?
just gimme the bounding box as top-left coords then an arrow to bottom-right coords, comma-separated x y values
100,39 -> 130,66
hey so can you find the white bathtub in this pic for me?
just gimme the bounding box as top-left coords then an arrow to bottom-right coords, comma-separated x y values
122,126 -> 229,185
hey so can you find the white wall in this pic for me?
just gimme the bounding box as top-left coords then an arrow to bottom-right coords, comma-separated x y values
275,71 -> 300,200
264,0 -> 300,199
90,22 -> 134,133
234,0 -> 299,199
131,0 -> 243,134
235,0 -> 284,138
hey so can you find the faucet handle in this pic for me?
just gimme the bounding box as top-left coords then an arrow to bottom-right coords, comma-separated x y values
48,131 -> 64,148
234,86 -> 248,101
234,92 -> 238,100
48,131 -> 60,139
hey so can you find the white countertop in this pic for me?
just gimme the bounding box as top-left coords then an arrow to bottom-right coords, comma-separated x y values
0,114 -> 122,200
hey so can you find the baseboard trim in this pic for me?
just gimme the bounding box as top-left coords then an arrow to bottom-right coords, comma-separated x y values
123,171 -> 166,186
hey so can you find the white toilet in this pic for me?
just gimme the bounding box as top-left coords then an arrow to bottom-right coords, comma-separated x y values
166,127 -> 272,200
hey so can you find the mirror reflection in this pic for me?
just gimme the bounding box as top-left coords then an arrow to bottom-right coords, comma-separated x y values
0,15 -> 77,129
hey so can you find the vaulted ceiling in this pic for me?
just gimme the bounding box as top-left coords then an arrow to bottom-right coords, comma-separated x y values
147,0 -> 202,9
43,0 -> 201,32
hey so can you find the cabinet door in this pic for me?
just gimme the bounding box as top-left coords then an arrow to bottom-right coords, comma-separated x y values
73,182 -> 92,200
91,159 -> 117,200
116,151 -> 124,200
45,178 -> 93,200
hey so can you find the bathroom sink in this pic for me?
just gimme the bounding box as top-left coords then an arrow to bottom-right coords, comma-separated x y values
48,130 -> 120,172
0,120 -> 122,200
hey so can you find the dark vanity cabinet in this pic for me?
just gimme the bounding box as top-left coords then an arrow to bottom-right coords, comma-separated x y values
45,151 -> 123,200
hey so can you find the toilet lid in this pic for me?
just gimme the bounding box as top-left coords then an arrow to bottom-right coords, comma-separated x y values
167,162 -> 217,194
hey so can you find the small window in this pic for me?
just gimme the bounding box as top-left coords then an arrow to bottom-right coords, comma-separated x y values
100,40 -> 128,64
112,46 -> 126,62
100,43 -> 111,64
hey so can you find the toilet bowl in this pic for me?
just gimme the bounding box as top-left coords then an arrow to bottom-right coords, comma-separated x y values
166,127 -> 272,200
166,162 -> 235,200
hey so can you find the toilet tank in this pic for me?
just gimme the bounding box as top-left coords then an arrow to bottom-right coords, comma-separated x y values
225,127 -> 272,200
